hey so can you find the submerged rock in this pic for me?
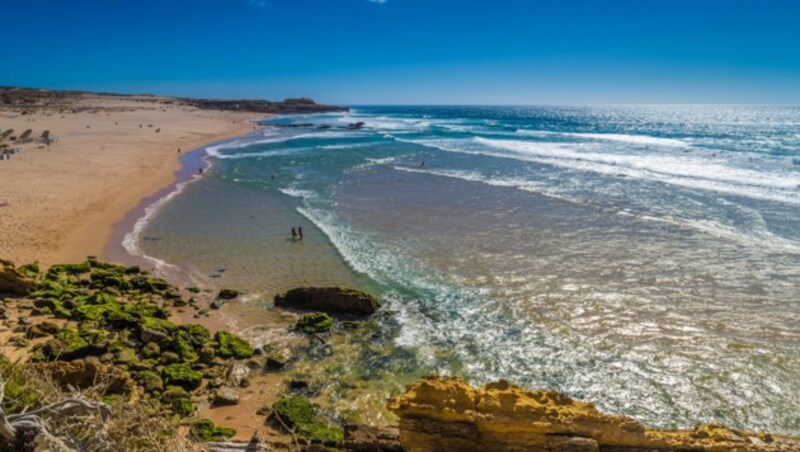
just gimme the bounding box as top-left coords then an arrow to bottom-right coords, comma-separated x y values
275,287 -> 378,317
213,386 -> 240,406
388,376 -> 800,452
294,312 -> 333,334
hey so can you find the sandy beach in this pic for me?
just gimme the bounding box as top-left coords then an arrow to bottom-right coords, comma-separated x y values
0,94 -> 256,266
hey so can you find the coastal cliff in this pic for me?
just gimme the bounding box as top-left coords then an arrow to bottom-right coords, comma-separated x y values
3,258 -> 799,451
388,376 -> 799,451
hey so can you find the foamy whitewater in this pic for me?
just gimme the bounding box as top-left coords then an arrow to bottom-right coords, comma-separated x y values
136,105 -> 800,434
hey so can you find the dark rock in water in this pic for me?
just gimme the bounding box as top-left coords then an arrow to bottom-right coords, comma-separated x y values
0,258 -> 35,295
347,121 -> 366,130
275,287 -> 378,317
343,424 -> 404,452
265,353 -> 289,371
217,288 -> 239,300
213,386 -> 240,406
295,312 -> 333,334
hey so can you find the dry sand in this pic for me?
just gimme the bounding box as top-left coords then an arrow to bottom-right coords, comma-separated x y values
0,95 -> 256,266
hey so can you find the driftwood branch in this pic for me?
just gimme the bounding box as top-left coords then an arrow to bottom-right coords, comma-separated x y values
0,377 -> 111,450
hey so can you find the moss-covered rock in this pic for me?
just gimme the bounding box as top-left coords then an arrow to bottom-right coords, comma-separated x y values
141,341 -> 160,358
215,331 -> 253,359
192,419 -> 236,442
294,312 -> 333,334
129,276 -> 169,293
40,328 -> 95,361
272,395 -> 343,447
135,370 -> 164,393
162,363 -> 202,390
17,262 -> 40,278
172,397 -> 193,416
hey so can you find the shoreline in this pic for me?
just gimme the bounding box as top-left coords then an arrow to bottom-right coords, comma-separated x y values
0,94 -> 259,266
93,126 -> 265,270
103,129 -> 263,276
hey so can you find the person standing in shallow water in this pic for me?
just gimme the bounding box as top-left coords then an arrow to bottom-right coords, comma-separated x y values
298,227 -> 304,240
291,227 -> 297,240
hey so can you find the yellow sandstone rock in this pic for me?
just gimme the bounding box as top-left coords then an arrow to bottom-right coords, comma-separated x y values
388,376 -> 799,451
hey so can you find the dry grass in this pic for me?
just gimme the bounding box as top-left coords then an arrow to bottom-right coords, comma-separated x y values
0,357 -> 199,451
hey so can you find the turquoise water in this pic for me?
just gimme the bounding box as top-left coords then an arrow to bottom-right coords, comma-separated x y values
135,106 -> 800,433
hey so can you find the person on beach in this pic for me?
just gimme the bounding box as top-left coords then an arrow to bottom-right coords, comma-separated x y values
292,227 -> 297,240
298,227 -> 304,240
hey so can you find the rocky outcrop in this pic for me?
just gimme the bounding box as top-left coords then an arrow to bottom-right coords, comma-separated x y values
0,258 -> 35,295
33,358 -> 136,395
343,424 -> 404,451
274,287 -> 378,316
388,376 -> 800,452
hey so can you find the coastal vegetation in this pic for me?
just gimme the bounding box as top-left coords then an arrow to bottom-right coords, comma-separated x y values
2,256 -> 800,450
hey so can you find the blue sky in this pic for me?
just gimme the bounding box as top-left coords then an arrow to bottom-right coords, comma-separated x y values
1,0 -> 799,104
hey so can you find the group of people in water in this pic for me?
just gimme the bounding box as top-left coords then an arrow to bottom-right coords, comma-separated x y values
291,226 -> 304,241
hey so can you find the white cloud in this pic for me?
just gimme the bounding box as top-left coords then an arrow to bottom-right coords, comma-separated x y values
369,0 -> 387,4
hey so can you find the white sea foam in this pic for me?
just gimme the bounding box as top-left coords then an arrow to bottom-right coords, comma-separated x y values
207,131 -> 367,158
278,187 -> 318,200
402,136 -> 800,205
122,174 -> 200,273
516,130 -> 690,148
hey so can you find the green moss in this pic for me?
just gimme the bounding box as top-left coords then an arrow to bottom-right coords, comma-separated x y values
182,324 -> 211,348
215,331 -> 253,359
294,312 -> 333,334
172,397 -> 193,416
124,265 -> 142,274
18,262 -> 40,278
48,261 -> 91,275
141,341 -> 161,358
123,302 -> 169,320
272,396 -> 343,447
129,276 -> 170,293
273,395 -> 314,425
41,328 -> 94,360
139,316 -> 178,334
297,423 -> 344,447
162,364 -> 202,390
192,419 -> 236,442
135,370 -> 164,393
90,268 -> 130,290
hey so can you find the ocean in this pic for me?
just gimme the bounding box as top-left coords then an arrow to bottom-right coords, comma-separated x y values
129,105 -> 800,433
